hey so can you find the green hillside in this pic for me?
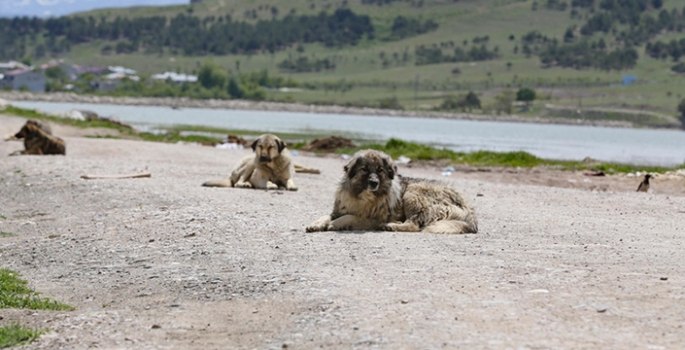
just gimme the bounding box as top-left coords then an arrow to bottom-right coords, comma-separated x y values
6,0 -> 685,126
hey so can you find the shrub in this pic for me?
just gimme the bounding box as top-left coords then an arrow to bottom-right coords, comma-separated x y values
516,87 -> 536,102
379,97 -> 403,110
672,62 -> 685,73
678,98 -> 685,128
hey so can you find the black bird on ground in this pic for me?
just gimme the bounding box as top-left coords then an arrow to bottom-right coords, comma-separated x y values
637,174 -> 652,192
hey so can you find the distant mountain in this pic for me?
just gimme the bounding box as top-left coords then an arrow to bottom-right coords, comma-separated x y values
0,0 -> 189,18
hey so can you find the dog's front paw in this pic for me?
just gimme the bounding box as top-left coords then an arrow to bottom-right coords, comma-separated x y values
306,224 -> 327,233
306,215 -> 332,232
266,182 -> 279,190
235,181 -> 252,188
285,180 -> 298,191
381,223 -> 397,231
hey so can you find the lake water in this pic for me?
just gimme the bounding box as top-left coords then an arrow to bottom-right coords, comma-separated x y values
10,100 -> 685,167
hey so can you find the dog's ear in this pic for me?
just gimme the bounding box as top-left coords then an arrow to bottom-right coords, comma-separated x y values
382,157 -> 397,180
251,138 -> 259,151
344,156 -> 362,179
276,138 -> 286,153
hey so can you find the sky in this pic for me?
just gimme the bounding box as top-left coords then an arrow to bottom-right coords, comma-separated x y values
0,0 -> 189,18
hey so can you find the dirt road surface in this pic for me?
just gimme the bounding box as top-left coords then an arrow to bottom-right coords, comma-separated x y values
1,115 -> 685,349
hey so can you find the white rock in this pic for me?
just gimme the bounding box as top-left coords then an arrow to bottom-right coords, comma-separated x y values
397,155 -> 411,164
65,109 -> 86,121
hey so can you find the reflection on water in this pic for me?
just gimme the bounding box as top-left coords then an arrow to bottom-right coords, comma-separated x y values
10,100 -> 685,166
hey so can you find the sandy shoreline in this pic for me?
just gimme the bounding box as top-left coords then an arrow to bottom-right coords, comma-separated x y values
0,91 -> 637,128
2,114 -> 685,349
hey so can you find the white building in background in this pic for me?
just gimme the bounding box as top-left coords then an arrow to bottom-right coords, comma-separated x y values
90,66 -> 140,92
151,72 -> 198,83
0,61 -> 29,73
108,66 -> 137,75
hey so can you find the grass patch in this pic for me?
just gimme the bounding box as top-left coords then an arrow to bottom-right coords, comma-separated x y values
0,323 -> 45,348
3,106 -> 134,133
137,132 -> 221,145
288,141 -> 309,150
0,232 -> 15,238
339,138 -> 685,174
84,135 -> 122,139
0,269 -> 74,311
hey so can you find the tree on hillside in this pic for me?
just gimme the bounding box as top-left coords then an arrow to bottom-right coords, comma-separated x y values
440,92 -> 480,112
516,87 -> 536,103
495,90 -> 516,115
678,98 -> 685,128
465,91 -> 481,110
198,62 -> 226,90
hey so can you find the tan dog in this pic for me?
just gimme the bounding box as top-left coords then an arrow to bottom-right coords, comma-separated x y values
9,120 -> 65,156
203,134 -> 298,191
306,149 -> 478,234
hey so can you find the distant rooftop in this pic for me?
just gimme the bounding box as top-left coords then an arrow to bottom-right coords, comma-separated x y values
109,66 -> 137,75
151,72 -> 198,83
0,61 -> 29,71
3,69 -> 33,76
76,66 -> 110,74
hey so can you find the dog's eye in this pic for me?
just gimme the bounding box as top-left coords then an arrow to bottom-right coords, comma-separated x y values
377,166 -> 383,172
361,166 -> 368,172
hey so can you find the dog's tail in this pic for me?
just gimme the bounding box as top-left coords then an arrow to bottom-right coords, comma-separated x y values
202,178 -> 233,187
422,213 -> 478,234
294,163 -> 321,174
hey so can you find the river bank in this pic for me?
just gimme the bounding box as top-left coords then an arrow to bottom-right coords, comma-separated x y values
0,91 -> 638,129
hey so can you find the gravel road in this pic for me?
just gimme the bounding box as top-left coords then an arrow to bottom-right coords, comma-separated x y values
1,115 -> 685,349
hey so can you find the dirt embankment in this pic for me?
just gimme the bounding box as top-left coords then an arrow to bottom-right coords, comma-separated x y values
1,114 -> 685,349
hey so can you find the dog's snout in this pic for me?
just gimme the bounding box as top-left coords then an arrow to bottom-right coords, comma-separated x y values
259,155 -> 271,162
367,173 -> 380,191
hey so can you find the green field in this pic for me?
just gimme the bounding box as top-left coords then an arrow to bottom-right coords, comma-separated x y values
26,0 -> 685,125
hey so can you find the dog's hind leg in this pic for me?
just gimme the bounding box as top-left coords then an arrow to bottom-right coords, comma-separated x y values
202,178 -> 233,187
422,220 -> 477,234
328,215 -> 378,231
232,160 -> 255,188
382,221 -> 421,232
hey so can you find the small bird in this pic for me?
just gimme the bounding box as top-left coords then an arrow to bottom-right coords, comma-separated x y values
637,174 -> 651,192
